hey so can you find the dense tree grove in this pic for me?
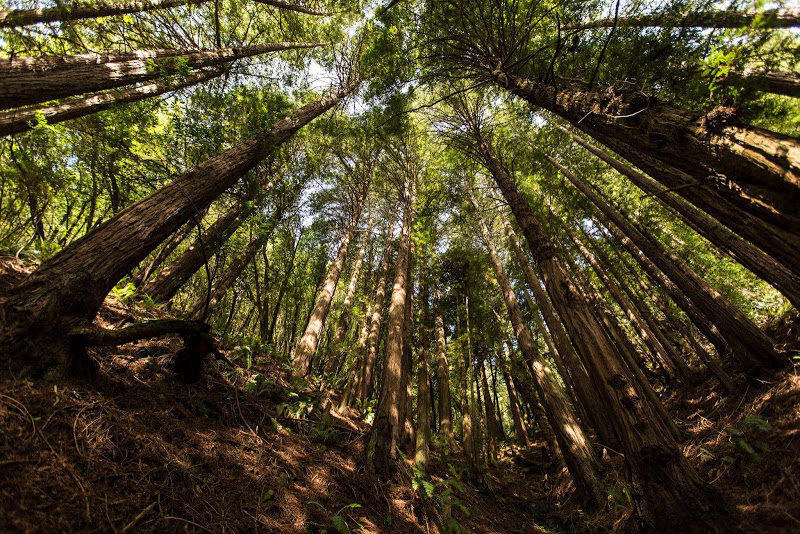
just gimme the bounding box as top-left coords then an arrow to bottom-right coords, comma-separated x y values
1,0 -> 798,531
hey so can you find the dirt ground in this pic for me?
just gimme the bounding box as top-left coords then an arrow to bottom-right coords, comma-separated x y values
1,258 -> 798,533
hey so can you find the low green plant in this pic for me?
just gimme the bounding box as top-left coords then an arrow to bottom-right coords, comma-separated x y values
308,501 -> 362,533
722,415 -> 772,464
409,464 -> 469,534
111,281 -> 137,303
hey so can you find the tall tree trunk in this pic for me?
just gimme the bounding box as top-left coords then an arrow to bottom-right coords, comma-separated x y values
0,81 -> 358,379
0,42 -> 321,110
477,348 -> 500,466
433,289 -> 454,450
558,125 -> 800,307
0,0 -> 328,28
467,183 -> 601,501
547,155 -> 785,371
466,120 -> 736,530
499,349 -> 530,447
367,180 -> 416,475
561,216 -> 692,383
414,275 -> 432,473
267,229 -> 302,344
358,214 -> 396,402
496,72 -> 800,232
0,68 -> 225,137
399,242 -> 416,452
459,306 -> 475,463
325,203 -> 376,375
294,183 -> 370,376
563,8 -> 800,31
495,201 -> 617,446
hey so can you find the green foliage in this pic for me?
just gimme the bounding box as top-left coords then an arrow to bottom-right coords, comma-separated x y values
308,501 -> 363,533
111,282 -> 137,303
722,416 -> 772,465
409,464 -> 469,533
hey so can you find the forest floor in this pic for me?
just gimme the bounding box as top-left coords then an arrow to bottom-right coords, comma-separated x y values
1,258 -> 799,533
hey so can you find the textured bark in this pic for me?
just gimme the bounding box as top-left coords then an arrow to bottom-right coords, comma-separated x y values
184,207 -> 284,320
358,215 -> 396,402
399,245 -> 416,452
499,351 -> 530,447
0,81 -> 358,378
496,204 -> 617,447
564,219 -> 692,383
0,0 -> 204,28
721,69 -> 800,99
433,290 -> 454,449
559,125 -> 800,307
325,203 -> 376,375
367,182 -> 415,475
498,73 -> 800,231
293,183 -> 370,376
467,184 -> 601,501
477,349 -> 500,466
459,309 -> 475,463
0,42 -> 321,110
414,277 -> 432,472
563,8 -> 800,31
0,0 -> 328,27
140,189 -> 267,303
468,123 -> 736,530
132,216 -> 201,288
548,156 -> 785,371
0,68 -> 223,137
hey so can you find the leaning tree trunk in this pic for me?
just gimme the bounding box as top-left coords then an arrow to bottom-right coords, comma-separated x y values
495,203 -> 617,447
558,125 -> 800,307
185,205 -> 286,320
720,68 -> 800,99
496,72 -> 800,234
293,183 -> 370,376
467,183 -> 601,502
367,180 -> 416,476
468,122 -> 737,531
0,80 -> 358,379
140,182 -> 274,303
0,42 -> 321,110
547,155 -> 785,371
325,203 -> 376,375
132,213 -> 204,288
0,0 -> 328,28
563,8 -> 800,31
0,68 -> 225,137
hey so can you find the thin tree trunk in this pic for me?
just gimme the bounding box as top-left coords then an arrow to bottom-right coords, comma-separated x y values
367,180 -> 416,475
433,289 -> 455,449
358,213 -> 396,401
0,42 -> 321,110
325,203 -> 376,375
267,229 -> 301,344
414,274 -> 432,473
563,8 -> 800,31
499,349 -> 530,447
467,183 -> 601,501
459,305 -> 475,463
477,349 -> 500,466
294,183 -> 370,376
0,68 -> 224,137
558,125 -> 800,306
185,204 -> 285,319
399,242 -> 416,452
0,81 -> 357,378
132,215 -> 202,287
